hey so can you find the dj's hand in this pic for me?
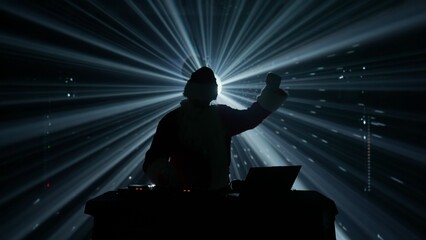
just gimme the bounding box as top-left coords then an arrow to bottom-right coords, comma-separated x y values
265,72 -> 281,89
256,72 -> 288,112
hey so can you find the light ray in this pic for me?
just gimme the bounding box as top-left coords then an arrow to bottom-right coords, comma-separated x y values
1,1 -> 425,240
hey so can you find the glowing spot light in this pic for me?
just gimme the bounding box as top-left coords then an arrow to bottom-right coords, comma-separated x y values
216,75 -> 223,95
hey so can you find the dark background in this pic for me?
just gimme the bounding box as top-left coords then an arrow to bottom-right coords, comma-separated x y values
1,1 -> 425,239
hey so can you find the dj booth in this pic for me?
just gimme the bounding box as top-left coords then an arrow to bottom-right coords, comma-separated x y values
85,185 -> 338,239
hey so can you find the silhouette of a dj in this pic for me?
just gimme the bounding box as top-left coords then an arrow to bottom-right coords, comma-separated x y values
143,66 -> 288,192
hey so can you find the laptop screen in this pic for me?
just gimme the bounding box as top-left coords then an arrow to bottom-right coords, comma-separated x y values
239,165 -> 301,197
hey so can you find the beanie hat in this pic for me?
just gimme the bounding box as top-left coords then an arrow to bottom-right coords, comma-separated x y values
183,66 -> 218,101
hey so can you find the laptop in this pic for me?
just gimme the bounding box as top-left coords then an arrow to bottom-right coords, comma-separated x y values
238,165 -> 301,198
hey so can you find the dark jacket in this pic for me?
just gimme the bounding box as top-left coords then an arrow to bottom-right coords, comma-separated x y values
143,100 -> 272,190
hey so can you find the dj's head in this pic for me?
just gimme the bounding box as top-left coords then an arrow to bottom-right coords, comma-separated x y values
183,66 -> 218,102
